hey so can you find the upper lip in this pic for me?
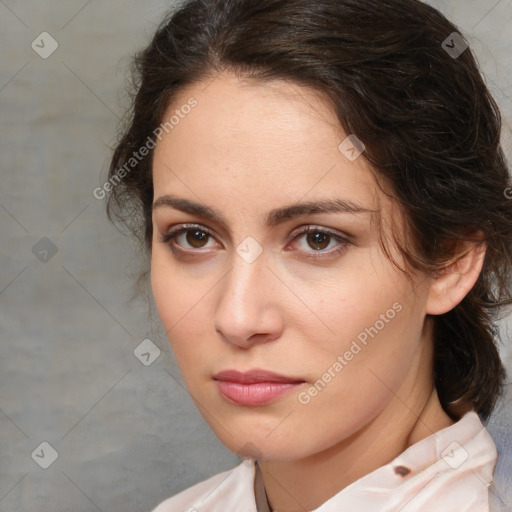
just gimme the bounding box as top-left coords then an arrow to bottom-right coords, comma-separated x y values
213,369 -> 305,384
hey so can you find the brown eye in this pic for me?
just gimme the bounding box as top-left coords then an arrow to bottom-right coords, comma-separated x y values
290,226 -> 351,259
306,231 -> 331,251
185,229 -> 209,248
160,224 -> 218,252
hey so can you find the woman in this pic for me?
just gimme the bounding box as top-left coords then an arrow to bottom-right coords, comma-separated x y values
106,0 -> 512,510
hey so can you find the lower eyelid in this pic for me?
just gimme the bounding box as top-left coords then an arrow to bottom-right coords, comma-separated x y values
300,243 -> 349,259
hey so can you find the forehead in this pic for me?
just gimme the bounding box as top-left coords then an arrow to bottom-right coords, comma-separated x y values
152,71 -> 388,218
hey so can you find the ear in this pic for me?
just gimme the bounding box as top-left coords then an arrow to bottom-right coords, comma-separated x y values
426,238 -> 487,316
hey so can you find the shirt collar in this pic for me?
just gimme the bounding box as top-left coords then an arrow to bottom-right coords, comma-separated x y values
252,411 -> 496,512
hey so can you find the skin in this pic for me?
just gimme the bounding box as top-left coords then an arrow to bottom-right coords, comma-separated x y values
150,71 -> 486,512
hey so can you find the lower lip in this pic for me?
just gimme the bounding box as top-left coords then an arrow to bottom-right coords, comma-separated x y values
215,380 -> 302,406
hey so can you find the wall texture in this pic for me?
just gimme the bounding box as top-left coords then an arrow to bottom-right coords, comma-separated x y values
0,1 -> 511,511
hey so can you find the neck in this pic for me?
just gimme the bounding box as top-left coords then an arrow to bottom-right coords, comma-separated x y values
258,335 -> 455,512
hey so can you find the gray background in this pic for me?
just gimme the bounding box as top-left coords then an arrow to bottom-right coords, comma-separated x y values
0,1 -> 511,511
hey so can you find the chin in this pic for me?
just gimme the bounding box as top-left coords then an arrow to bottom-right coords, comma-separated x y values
208,422 -> 315,462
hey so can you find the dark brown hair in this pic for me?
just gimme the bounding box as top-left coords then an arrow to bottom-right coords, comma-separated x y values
106,0 -> 512,420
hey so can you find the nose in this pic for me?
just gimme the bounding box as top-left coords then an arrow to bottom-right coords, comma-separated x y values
213,253 -> 284,349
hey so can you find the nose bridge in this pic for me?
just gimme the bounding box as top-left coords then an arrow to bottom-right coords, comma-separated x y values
220,251 -> 268,318
214,248 -> 281,346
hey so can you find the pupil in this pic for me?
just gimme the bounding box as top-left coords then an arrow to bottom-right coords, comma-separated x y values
187,230 -> 207,248
308,232 -> 329,250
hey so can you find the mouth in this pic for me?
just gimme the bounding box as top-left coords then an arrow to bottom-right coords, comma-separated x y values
212,369 -> 306,406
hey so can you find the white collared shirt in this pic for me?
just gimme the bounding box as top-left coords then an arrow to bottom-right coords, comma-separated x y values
152,411 -> 497,512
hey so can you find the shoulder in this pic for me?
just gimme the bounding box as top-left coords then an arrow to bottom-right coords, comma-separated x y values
151,460 -> 256,512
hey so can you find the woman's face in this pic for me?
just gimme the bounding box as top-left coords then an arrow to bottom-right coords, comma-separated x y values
151,72 -> 434,461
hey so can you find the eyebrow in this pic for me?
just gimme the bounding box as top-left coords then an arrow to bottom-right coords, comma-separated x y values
152,194 -> 375,227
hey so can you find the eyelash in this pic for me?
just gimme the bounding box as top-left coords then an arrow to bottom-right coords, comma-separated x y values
159,223 -> 351,259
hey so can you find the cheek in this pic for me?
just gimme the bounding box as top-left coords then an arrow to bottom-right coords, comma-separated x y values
151,256 -> 179,328
283,306 -> 421,458
150,253 -> 214,364
298,252 -> 415,355
298,260 -> 424,401
151,250 -> 206,323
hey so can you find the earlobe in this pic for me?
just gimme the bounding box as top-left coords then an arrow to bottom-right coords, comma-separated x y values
425,240 -> 487,316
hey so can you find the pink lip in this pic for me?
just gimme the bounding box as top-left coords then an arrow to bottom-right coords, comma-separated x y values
213,369 -> 305,406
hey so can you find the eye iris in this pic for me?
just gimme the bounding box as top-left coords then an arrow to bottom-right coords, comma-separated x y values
307,232 -> 330,250
186,230 -> 208,248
